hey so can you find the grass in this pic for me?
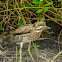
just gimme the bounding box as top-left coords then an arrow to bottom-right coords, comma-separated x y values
0,0 -> 62,62
51,50 -> 62,62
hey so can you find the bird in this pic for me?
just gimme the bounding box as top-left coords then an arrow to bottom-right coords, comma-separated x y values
13,21 -> 50,44
2,21 -> 51,62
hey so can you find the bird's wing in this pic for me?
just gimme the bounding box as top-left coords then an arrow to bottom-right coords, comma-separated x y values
14,24 -> 33,35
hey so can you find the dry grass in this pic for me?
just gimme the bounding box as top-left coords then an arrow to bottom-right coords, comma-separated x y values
0,0 -> 62,62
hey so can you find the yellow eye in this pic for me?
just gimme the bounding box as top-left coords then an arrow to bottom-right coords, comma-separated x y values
36,25 -> 40,27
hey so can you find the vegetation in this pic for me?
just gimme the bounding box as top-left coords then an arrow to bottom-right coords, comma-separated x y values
0,0 -> 62,62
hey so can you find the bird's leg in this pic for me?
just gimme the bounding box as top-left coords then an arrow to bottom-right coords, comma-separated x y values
28,42 -> 34,62
33,43 -> 38,61
19,42 -> 23,62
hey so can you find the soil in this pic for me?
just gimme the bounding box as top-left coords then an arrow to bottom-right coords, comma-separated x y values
0,31 -> 62,62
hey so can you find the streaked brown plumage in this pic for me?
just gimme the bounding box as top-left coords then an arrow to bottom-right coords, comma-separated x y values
3,21 -> 50,44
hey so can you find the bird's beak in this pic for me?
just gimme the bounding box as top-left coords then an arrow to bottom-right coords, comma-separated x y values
46,26 -> 51,29
36,26 -> 51,29
35,26 -> 51,32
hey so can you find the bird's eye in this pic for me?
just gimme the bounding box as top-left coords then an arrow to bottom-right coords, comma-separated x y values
36,25 -> 40,27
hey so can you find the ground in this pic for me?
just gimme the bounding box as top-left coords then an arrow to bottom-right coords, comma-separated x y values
0,32 -> 62,62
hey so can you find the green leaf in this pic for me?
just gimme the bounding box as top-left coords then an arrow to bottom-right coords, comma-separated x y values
26,4 -> 34,7
32,0 -> 41,4
58,0 -> 61,2
36,9 -> 43,13
43,2 -> 53,7
18,19 -> 23,27
0,24 -> 3,30
33,43 -> 40,48
40,0 -> 43,1
0,24 -> 2,28
1,28 -> 4,30
36,45 -> 40,48
43,7 -> 48,13
26,4 -> 38,9
57,16 -> 61,19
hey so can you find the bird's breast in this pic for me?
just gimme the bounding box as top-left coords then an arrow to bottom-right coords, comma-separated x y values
22,32 -> 41,43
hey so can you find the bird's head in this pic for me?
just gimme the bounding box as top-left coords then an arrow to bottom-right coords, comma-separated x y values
33,21 -> 51,32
